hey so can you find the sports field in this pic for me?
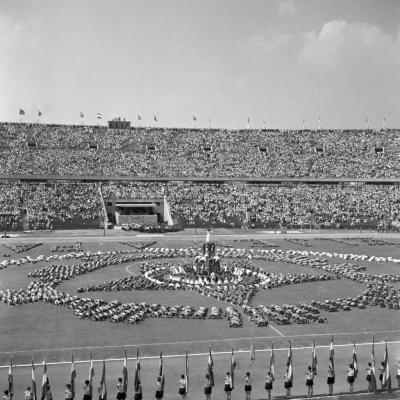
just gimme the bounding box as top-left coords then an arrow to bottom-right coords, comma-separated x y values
0,230 -> 399,399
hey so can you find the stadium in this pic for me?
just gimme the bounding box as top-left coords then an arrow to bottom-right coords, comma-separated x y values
0,122 -> 399,400
1,1 -> 400,400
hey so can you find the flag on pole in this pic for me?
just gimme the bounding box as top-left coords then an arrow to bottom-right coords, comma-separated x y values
370,335 -> 377,392
382,340 -> 391,391
137,115 -> 142,121
193,116 -> 197,121
8,358 -> 13,400
185,349 -> 189,394
159,352 -> 165,393
41,362 -> 50,400
352,341 -> 358,379
134,349 -> 141,392
31,361 -> 37,400
80,112 -> 85,118
99,360 -> 107,400
89,353 -> 94,396
207,347 -> 214,386
122,350 -> 128,391
230,348 -> 237,390
249,331 -> 256,367
71,355 -> 76,399
287,340 -> 293,384
262,117 -> 267,128
19,109 -> 25,115
37,111 -> 42,117
270,343 -> 275,381
311,339 -> 317,375
97,113 -> 102,119
154,115 -> 158,122
328,336 -> 335,377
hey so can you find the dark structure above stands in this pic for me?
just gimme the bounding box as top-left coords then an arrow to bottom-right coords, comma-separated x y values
108,118 -> 131,129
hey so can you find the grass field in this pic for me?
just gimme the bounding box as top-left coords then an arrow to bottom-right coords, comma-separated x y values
0,232 -> 399,399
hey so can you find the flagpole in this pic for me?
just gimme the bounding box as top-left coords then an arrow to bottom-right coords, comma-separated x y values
270,341 -> 275,380
249,328 -> 255,368
9,357 -> 13,400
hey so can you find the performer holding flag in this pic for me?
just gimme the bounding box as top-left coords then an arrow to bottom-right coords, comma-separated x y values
224,371 -> 233,400
155,377 -> 163,399
41,362 -> 52,400
328,337 -> 334,375
347,363 -> 356,394
178,375 -> 186,400
117,350 -> 128,400
327,337 -> 335,395
134,349 -> 142,400
178,350 -> 189,399
223,349 -> 236,400
25,385 -> 33,400
243,371 -> 252,400
284,340 -> 293,397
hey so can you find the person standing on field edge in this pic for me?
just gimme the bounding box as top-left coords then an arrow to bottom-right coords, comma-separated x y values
305,366 -> 314,397
116,378 -> 126,400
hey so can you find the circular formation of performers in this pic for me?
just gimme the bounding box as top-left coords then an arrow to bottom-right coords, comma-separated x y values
0,244 -> 399,330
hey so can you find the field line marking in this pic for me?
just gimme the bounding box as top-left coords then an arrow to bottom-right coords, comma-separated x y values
269,324 -> 284,336
1,329 -> 399,356
1,340 -> 399,369
289,392 -> 398,400
157,240 -> 168,248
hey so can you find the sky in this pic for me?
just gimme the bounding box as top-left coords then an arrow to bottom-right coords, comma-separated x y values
0,0 -> 399,129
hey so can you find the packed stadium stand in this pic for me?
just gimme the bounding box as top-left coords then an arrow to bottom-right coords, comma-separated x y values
1,122 -> 400,231
0,122 -> 399,177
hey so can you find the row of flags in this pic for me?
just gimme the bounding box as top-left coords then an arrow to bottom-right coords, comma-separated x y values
17,109 -> 390,129
18,109 -> 173,123
6,338 -> 392,398
19,109 -> 41,117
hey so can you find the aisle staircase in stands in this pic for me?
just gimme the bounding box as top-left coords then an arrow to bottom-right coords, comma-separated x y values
98,184 -> 109,227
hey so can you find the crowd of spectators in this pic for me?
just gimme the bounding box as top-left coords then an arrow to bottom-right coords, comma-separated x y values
102,182 -> 400,229
1,122 -> 400,230
0,182 -> 103,230
1,181 -> 400,229
1,122 -> 400,177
